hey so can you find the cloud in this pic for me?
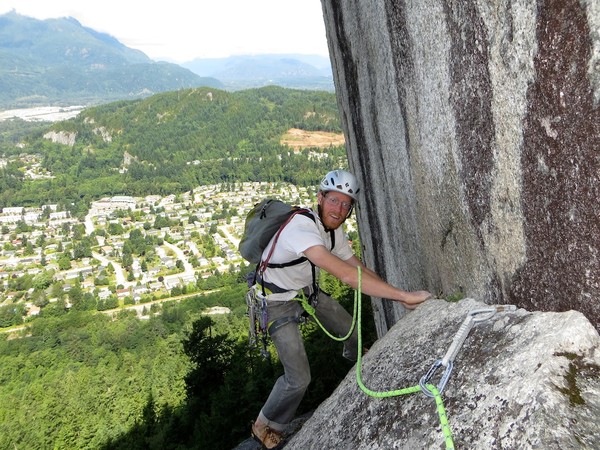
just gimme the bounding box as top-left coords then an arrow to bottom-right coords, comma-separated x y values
0,0 -> 329,62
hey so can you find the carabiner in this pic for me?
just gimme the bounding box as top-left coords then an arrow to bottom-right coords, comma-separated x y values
469,305 -> 517,323
419,359 -> 453,398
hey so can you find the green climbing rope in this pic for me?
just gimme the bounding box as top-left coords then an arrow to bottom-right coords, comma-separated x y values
354,266 -> 455,449
299,266 -> 455,450
297,289 -> 358,342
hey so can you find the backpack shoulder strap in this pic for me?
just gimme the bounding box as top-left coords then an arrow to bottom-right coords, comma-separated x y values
259,208 -> 311,273
260,209 -> 336,270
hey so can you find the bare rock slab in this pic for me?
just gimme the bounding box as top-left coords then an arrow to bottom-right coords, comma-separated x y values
286,299 -> 600,449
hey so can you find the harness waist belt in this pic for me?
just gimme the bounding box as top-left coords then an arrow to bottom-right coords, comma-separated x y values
256,275 -> 293,294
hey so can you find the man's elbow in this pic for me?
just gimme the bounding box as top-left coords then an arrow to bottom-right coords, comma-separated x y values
338,270 -> 357,287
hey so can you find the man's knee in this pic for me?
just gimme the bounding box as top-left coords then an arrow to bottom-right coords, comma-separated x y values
296,372 -> 311,391
286,363 -> 311,391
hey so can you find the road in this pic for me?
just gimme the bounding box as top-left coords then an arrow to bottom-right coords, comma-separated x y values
98,289 -> 224,318
82,211 -> 217,290
91,240 -> 198,289
219,225 -> 240,248
163,241 -> 194,276
92,251 -> 127,287
1,289 -> 225,334
84,213 -> 94,235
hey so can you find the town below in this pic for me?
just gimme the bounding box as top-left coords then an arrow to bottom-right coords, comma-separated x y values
1,182 -> 359,328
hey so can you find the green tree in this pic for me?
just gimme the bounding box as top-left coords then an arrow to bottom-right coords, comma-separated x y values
15,220 -> 31,233
32,271 -> 54,291
72,223 -> 86,240
107,222 -> 125,235
183,316 -> 235,410
0,304 -> 25,327
58,253 -> 72,270
73,237 -> 93,259
24,241 -> 35,255
50,281 -> 64,299
68,281 -> 84,308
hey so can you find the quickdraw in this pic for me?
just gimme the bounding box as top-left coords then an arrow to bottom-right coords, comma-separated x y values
249,265 -> 518,449
346,267 -> 517,449
418,305 -> 517,398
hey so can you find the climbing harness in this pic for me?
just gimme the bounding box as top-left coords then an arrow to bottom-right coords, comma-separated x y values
246,285 -> 347,360
245,208 -> 336,358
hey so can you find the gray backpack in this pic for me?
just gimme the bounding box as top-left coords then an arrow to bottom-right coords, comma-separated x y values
238,199 -> 312,264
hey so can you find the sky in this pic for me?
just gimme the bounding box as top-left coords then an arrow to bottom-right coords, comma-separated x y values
0,0 -> 330,62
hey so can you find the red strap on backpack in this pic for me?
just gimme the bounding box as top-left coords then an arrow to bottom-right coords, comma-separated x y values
258,208 -> 310,275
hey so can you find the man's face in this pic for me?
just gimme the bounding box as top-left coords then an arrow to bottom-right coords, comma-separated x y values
317,191 -> 353,230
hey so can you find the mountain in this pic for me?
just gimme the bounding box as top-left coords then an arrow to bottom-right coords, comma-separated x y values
0,11 -> 222,109
181,54 -> 335,91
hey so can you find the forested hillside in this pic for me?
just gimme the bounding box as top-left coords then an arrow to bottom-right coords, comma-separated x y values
0,266 -> 375,450
0,86 -> 346,216
0,279 -> 245,450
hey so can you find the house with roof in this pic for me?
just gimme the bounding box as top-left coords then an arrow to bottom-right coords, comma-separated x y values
116,288 -> 131,299
94,288 -> 111,300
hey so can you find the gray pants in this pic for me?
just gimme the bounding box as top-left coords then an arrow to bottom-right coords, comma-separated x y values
258,290 -> 358,432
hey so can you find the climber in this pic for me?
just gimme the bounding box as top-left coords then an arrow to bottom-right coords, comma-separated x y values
250,169 -> 433,449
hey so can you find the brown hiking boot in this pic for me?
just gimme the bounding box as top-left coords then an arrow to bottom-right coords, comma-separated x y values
251,421 -> 285,449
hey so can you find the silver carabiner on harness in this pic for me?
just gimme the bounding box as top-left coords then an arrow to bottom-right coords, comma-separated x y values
246,289 -> 258,346
419,305 -> 517,397
245,286 -> 272,360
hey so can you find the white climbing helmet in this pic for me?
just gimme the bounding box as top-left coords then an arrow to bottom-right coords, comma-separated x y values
319,169 -> 360,201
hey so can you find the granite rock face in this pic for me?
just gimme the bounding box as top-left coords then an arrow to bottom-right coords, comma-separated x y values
321,0 -> 600,334
285,299 -> 600,449
274,3 -> 600,447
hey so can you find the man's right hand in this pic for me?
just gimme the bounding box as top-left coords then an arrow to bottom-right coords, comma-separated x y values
399,290 -> 434,309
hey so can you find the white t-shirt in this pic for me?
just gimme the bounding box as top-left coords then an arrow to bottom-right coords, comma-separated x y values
260,210 -> 354,300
